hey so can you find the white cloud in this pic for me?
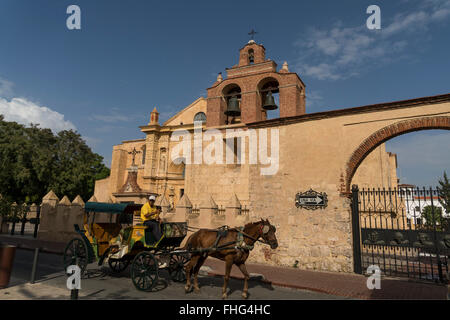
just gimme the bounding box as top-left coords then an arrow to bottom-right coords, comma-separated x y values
0,97 -> 76,132
90,113 -> 132,123
302,63 -> 341,81
306,90 -> 324,108
294,1 -> 450,80
83,136 -> 102,149
0,78 -> 14,97
89,107 -> 142,123
94,125 -> 127,133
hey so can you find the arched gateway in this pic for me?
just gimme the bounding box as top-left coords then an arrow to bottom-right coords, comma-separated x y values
345,116 -> 450,194
344,116 -> 450,283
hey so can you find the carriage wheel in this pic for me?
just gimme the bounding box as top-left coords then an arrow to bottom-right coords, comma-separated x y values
108,258 -> 130,273
131,252 -> 159,291
168,252 -> 189,282
63,238 -> 88,276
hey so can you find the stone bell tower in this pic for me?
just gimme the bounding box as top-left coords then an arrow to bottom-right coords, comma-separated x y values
206,40 -> 306,127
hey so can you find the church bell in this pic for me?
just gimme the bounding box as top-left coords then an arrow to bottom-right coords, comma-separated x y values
263,91 -> 278,110
224,96 -> 241,117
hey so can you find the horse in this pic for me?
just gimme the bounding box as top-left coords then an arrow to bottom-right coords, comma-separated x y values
182,218 -> 278,299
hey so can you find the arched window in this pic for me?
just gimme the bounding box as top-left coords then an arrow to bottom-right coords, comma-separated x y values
193,112 -> 206,123
222,83 -> 242,124
248,49 -> 255,64
258,77 -> 280,120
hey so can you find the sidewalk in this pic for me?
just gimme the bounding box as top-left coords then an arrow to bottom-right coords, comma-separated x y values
1,235 -> 447,300
202,258 -> 448,300
0,235 -> 65,253
0,282 -> 78,300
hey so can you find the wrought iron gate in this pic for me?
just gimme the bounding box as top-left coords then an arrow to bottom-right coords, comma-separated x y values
351,185 -> 449,283
6,205 -> 40,238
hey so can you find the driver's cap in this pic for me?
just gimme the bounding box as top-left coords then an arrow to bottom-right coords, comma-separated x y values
149,195 -> 156,201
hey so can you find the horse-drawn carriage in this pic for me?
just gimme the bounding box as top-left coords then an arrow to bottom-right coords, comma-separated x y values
63,202 -> 189,291
64,201 -> 279,298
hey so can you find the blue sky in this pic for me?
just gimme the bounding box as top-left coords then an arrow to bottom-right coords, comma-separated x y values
0,0 -> 449,187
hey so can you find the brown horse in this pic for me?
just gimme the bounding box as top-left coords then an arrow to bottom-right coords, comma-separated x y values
183,219 -> 278,299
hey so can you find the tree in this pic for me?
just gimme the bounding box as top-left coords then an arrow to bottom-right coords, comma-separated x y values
421,205 -> 443,228
437,171 -> 450,213
49,130 -> 110,201
437,171 -> 450,230
0,195 -> 13,221
0,117 -> 110,203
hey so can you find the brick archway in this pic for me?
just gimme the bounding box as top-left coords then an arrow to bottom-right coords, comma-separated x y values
345,116 -> 450,194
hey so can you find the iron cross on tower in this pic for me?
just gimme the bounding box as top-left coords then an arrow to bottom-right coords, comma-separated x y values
248,29 -> 258,40
128,147 -> 141,167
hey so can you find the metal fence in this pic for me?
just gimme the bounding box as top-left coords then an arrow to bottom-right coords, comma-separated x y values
4,205 -> 40,238
351,185 -> 449,283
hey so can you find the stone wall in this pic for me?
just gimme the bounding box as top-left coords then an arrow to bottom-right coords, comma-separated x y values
36,191 -> 113,244
37,191 -> 85,243
93,177 -> 110,203
183,100 -> 450,273
92,93 -> 450,274
248,166 -> 353,272
352,144 -> 398,190
159,193 -> 250,248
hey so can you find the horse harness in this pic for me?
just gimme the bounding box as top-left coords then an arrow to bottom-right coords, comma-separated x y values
191,224 -> 270,254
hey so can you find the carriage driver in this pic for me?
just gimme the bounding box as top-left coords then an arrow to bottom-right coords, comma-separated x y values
140,195 -> 167,268
141,195 -> 163,242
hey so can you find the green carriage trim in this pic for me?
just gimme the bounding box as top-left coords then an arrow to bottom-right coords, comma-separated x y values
85,202 -> 142,214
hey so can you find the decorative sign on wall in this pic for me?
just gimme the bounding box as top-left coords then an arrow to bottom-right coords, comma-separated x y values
295,189 -> 328,210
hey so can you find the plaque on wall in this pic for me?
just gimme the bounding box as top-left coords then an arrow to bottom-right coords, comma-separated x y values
295,189 -> 328,210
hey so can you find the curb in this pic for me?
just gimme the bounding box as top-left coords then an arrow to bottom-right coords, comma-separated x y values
1,242 -> 62,255
203,271 -> 448,300
204,271 -> 356,299
0,237 -> 64,255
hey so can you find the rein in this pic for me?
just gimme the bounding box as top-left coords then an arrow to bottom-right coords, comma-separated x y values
239,228 -> 270,246
186,223 -> 271,252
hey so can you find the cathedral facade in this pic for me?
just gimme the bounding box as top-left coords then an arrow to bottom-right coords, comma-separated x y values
94,40 -> 398,208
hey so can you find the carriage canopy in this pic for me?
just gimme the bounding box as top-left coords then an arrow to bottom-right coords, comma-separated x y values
84,202 -> 142,214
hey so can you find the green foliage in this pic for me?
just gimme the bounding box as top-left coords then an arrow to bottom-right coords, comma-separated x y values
421,205 -> 443,227
0,195 -> 13,219
0,196 -> 27,221
0,117 -> 110,204
437,171 -> 450,213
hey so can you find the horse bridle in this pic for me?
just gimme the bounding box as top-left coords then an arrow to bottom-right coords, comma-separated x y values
240,223 -> 276,247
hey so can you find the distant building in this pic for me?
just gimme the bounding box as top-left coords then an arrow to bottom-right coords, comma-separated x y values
398,184 -> 448,226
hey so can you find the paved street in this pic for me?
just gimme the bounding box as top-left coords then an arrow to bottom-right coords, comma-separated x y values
2,249 -> 343,300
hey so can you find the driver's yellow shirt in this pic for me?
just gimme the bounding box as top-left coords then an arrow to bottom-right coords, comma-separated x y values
140,203 -> 159,222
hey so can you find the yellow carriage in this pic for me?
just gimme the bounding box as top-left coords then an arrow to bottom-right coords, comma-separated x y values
63,202 -> 189,291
